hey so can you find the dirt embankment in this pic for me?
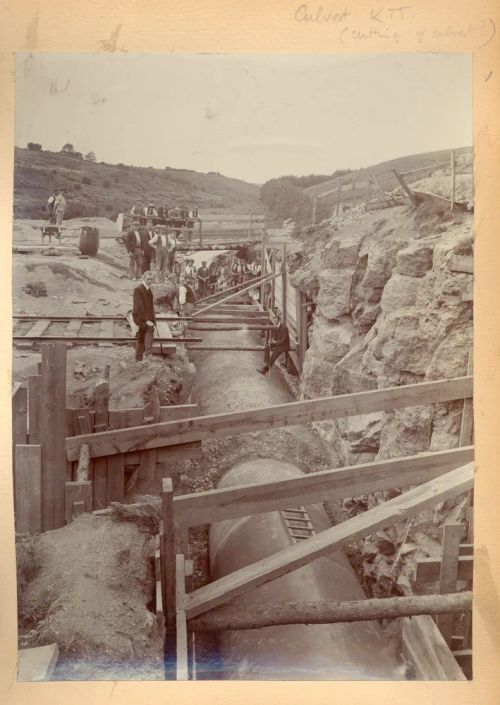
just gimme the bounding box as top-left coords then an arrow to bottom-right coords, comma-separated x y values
13,232 -> 196,680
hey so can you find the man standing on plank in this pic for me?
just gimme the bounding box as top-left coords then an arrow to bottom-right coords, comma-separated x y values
132,270 -> 156,361
257,309 -> 290,375
127,220 -> 144,279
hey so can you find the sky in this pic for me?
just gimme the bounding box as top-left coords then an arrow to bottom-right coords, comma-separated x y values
15,53 -> 472,184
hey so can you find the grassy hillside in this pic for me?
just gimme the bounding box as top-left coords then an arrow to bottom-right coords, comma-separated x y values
305,147 -> 472,197
13,147 -> 262,220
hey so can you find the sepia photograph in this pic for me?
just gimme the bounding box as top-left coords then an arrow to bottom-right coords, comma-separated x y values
11,52 -> 473,681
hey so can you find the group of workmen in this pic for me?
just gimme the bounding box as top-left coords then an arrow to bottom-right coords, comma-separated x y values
45,189 -> 67,226
130,202 -> 199,219
131,266 -> 291,371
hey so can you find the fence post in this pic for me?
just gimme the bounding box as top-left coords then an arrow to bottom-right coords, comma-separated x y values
312,195 -> 317,224
436,522 -> 462,645
450,150 -> 456,211
176,554 -> 189,680
281,242 -> 287,327
40,343 -> 67,531
162,477 -> 177,677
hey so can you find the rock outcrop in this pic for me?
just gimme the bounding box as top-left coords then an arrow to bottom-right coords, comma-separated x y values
290,196 -> 473,597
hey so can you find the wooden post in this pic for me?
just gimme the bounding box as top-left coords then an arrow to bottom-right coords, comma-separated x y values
177,474 -> 190,557
93,369 -> 110,509
281,242 -> 287,328
162,478 -> 177,678
312,195 -> 317,225
450,150 -> 456,212
296,291 -> 308,372
363,181 -> 372,211
40,343 -> 67,531
270,251 -> 276,312
14,444 -> 42,534
176,554 -> 189,680
436,522 -> 462,645
260,233 -> 267,308
393,169 -> 417,209
27,376 -> 41,444
335,185 -> 341,216
12,384 -> 28,445
351,179 -> 356,207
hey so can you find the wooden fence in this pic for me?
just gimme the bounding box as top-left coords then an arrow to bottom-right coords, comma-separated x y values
12,343 -> 200,534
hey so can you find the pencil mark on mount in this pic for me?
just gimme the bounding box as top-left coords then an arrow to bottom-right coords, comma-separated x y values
294,4 -> 350,23
477,18 -> 496,48
25,10 -> 39,50
99,24 -> 123,52
485,70 -> 493,82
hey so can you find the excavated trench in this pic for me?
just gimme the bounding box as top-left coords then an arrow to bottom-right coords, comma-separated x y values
189,321 -> 407,679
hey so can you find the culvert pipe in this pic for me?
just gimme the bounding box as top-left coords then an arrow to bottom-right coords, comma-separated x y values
189,309 -> 405,680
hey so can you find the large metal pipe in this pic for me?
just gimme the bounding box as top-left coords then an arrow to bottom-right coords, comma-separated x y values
190,323 -> 406,680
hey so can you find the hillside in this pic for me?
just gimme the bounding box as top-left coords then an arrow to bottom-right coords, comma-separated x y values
13,147 -> 262,220
305,147 -> 472,197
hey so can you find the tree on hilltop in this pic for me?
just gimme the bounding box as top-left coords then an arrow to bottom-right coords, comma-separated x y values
85,151 -> 96,162
61,143 -> 74,153
27,142 -> 42,151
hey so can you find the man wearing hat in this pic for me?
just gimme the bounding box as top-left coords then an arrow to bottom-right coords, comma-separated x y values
183,258 -> 196,288
257,309 -> 290,376
149,226 -> 170,281
126,219 -> 144,279
197,260 -> 210,297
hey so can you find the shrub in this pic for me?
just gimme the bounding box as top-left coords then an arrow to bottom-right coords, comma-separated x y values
82,176 -> 91,185
27,142 -> 42,151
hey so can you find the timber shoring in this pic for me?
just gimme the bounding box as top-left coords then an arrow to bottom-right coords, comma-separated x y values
65,375 -> 473,461
188,592 -> 472,632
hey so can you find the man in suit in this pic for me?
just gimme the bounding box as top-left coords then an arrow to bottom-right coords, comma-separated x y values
126,221 -> 144,279
132,270 -> 156,361
257,309 -> 290,375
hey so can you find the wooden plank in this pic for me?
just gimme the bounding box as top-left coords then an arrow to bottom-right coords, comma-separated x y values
449,255 -> 473,274
17,644 -> 59,681
65,481 -> 92,523
23,319 -> 52,339
191,272 -> 280,317
416,555 -> 473,583
182,463 -> 474,619
140,387 -> 160,482
174,446 -> 474,529
12,385 -> 28,445
159,405 -> 198,422
162,479 -> 176,632
14,335 -> 180,348
64,318 -> 83,336
72,500 -> 85,518
436,522 -> 462,645
452,649 -> 472,679
27,376 -> 41,444
66,376 -> 473,461
40,343 -> 67,531
393,169 -> 418,208
450,150 -> 456,211
14,445 -> 42,534
98,319 -> 114,347
402,615 -> 466,680
107,408 -> 126,502
176,554 -> 189,681
156,441 -> 203,463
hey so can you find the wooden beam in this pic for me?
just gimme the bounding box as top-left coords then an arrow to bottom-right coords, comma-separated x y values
402,615 -> 466,680
436,522 -> 462,645
76,443 -> 90,481
183,463 -> 474,619
12,384 -> 27,445
66,376 -> 473,461
162,479 -> 176,631
416,555 -> 473,583
191,272 -> 280,317
188,591 -> 472,633
40,343 -> 67,531
176,554 -> 189,681
159,404 -> 198,422
393,169 -> 418,208
187,345 -> 267,352
452,649 -> 472,679
174,446 -> 473,529
450,150 -> 456,211
27,376 -> 41,444
14,336 -> 184,347
14,444 -> 42,534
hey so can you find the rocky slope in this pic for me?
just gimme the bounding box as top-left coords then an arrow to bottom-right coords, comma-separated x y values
288,190 -> 473,597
